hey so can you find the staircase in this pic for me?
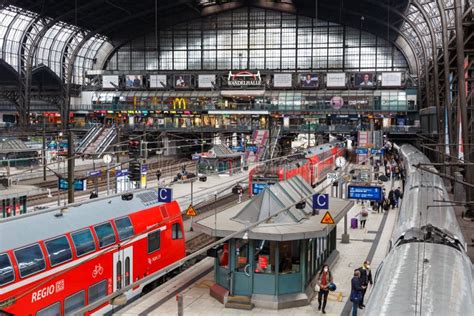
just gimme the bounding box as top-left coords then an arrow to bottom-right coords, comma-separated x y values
81,127 -> 117,159
225,296 -> 254,310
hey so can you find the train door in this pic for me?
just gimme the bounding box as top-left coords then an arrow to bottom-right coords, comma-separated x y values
113,246 -> 133,292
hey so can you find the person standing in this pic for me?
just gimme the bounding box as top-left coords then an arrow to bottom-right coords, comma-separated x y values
388,189 -> 396,209
359,206 -> 368,229
394,187 -> 401,207
316,264 -> 333,314
356,261 -> 373,308
350,270 -> 366,316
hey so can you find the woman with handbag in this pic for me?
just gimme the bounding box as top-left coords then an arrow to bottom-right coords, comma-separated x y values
316,264 -> 333,314
350,270 -> 366,316
359,206 -> 369,229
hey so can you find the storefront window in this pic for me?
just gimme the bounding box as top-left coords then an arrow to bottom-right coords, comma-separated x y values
254,240 -> 276,274
235,240 -> 249,272
279,240 -> 300,274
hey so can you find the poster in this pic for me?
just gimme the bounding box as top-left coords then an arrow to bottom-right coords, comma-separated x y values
150,75 -> 167,88
102,75 -> 119,88
198,74 -> 215,88
125,75 -> 143,88
273,73 -> 293,88
326,73 -> 346,87
381,72 -> 402,87
299,73 -> 319,88
355,73 -> 375,88
174,75 -> 192,88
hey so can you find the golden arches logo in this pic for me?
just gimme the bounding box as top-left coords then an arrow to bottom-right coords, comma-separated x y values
172,98 -> 187,110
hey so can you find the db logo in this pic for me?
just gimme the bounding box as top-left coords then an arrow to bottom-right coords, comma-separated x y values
92,264 -> 104,278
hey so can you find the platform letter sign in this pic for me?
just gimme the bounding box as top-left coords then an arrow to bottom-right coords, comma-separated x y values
158,188 -> 173,203
313,193 -> 329,210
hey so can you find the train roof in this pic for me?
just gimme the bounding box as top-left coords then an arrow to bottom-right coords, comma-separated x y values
0,189 -> 173,253
306,141 -> 342,157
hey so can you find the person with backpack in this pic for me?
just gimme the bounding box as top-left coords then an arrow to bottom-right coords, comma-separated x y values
316,264 -> 333,314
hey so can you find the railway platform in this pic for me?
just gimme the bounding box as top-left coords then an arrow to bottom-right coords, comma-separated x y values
116,174 -> 403,315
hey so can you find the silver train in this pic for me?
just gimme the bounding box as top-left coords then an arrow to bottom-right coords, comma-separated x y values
365,144 -> 474,315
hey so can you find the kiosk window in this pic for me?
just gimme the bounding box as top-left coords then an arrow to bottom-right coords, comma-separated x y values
114,217 -> 134,241
45,236 -> 73,266
0,253 -> 14,285
14,244 -> 46,278
147,231 -> 160,253
64,291 -> 85,315
94,222 -> 116,248
71,229 -> 96,257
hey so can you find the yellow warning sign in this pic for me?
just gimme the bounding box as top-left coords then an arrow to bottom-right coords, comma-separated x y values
321,211 -> 335,225
186,204 -> 197,217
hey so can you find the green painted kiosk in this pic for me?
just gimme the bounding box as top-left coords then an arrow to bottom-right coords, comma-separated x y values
194,176 -> 354,309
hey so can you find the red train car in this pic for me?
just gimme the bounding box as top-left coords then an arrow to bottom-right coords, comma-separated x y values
0,190 -> 186,315
249,141 -> 345,195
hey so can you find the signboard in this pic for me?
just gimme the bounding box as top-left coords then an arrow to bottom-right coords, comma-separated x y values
355,73 -> 375,88
326,73 -> 346,88
348,185 -> 382,201
273,73 -> 293,88
150,75 -> 167,88
158,188 -> 173,203
227,70 -> 262,87
172,97 -> 187,110
102,75 -> 119,89
58,178 -> 87,191
370,148 -> 384,155
355,148 -> 369,155
321,211 -> 335,225
327,172 -> 338,182
381,72 -> 402,87
198,74 -> 215,88
186,204 -> 197,217
140,164 -> 148,173
358,131 -> 369,147
192,154 -> 201,161
252,183 -> 269,195
116,169 -> 128,177
89,170 -> 102,177
312,193 -> 329,210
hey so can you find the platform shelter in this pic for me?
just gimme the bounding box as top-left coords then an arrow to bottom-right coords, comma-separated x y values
193,176 -> 354,309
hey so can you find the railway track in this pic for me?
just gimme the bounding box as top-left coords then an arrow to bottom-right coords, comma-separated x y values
27,161 -> 196,206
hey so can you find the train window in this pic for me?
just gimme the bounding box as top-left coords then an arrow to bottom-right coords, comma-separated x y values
93,223 -> 116,248
14,244 -> 46,278
172,223 -> 183,240
45,236 -> 73,267
71,229 -> 96,257
36,301 -> 60,316
147,230 -> 161,254
88,280 -> 107,304
0,253 -> 15,286
114,217 -> 134,241
64,290 -> 85,315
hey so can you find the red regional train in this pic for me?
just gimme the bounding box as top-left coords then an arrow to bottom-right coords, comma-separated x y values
0,190 -> 186,315
249,141 -> 345,195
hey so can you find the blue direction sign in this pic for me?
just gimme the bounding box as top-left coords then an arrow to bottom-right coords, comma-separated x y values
355,148 -> 369,155
370,148 -> 385,155
313,193 -> 329,210
158,188 -> 173,203
89,170 -> 102,177
348,185 -> 382,201
116,169 -> 128,177
141,164 -> 148,173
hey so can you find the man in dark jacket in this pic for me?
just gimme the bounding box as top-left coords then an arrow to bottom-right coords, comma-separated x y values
351,270 -> 366,316
356,260 -> 373,308
388,189 -> 396,209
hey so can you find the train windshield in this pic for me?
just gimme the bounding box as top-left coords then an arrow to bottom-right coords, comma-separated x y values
0,253 -> 14,285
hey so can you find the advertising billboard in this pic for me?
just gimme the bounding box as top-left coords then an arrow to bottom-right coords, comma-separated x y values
355,73 -> 375,88
326,73 -> 346,88
198,74 -> 216,88
125,75 -> 144,88
174,75 -> 192,89
273,73 -> 293,88
149,75 -> 167,88
102,75 -> 119,88
300,73 -> 319,88
381,72 -> 402,87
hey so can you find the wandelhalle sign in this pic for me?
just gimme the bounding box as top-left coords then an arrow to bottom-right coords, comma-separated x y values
227,70 -> 262,87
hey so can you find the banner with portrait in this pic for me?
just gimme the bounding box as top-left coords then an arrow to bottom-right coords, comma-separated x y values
299,73 -> 319,88
355,73 -> 375,88
174,75 -> 192,89
125,75 -> 144,88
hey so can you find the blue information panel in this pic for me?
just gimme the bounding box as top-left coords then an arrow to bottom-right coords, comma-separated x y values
89,170 -> 102,177
370,148 -> 385,155
252,183 -> 271,195
158,188 -> 173,203
348,185 -> 382,201
312,193 -> 329,210
355,148 -> 369,155
116,169 -> 128,177
58,178 -> 86,191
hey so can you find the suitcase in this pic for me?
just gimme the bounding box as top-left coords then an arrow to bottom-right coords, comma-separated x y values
351,218 -> 358,229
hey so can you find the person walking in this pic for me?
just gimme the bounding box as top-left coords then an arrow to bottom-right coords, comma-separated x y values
350,270 -> 366,316
388,189 -> 396,209
359,206 -> 368,229
394,187 -> 402,207
316,264 -> 333,314
356,260 -> 373,308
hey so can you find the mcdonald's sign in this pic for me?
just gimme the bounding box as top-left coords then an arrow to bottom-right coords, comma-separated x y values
172,97 -> 187,110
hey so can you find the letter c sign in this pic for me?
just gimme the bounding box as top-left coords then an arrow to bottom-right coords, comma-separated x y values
313,193 -> 329,210
158,188 -> 173,203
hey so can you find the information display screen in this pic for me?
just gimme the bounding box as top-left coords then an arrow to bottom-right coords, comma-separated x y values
348,185 -> 382,201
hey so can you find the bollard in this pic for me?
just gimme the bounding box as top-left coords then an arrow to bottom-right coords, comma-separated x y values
177,293 -> 183,316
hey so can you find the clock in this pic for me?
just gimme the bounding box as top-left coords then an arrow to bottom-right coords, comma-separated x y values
335,156 -> 346,168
